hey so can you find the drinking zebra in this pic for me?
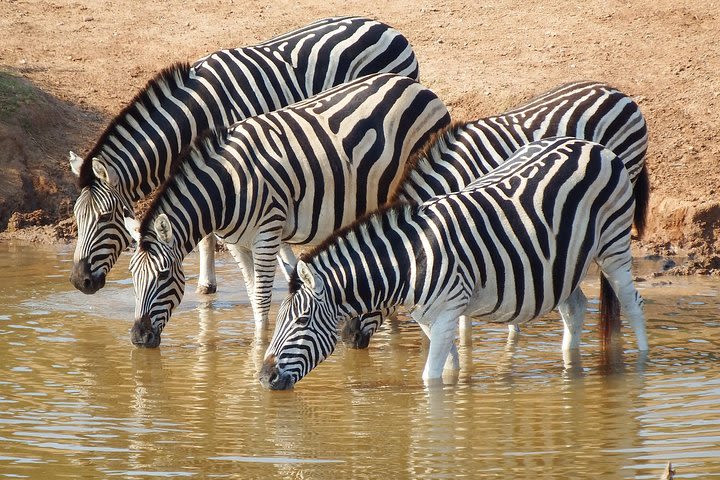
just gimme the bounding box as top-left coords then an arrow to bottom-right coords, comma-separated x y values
121,73 -> 450,347
68,16 -> 420,295
259,136 -> 648,389
341,80 -> 650,348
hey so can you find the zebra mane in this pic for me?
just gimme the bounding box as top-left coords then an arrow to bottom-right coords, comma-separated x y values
290,201 -> 416,293
387,119 -> 470,203
77,62 -> 193,188
137,126 -> 228,249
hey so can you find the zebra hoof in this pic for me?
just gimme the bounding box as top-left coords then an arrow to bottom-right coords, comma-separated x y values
340,318 -> 371,349
196,284 -> 217,295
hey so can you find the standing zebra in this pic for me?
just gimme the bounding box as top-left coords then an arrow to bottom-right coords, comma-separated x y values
341,80 -> 650,348
122,73 -> 450,347
259,136 -> 648,389
69,16 -> 420,295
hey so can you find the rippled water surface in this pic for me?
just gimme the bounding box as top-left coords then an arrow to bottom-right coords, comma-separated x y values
1,241 -> 719,479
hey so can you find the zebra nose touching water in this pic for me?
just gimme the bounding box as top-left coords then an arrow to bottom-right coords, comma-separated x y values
122,72 -> 450,348
67,16 -> 422,297
260,136 -> 649,389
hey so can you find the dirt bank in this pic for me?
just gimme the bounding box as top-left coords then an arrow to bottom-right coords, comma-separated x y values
0,0 -> 718,272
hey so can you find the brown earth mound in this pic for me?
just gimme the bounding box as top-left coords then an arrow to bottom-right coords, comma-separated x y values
0,70 -> 102,241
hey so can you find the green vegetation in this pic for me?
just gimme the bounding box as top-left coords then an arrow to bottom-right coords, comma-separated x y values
0,70 -> 39,117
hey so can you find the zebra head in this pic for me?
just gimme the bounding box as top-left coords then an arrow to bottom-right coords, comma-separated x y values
69,153 -> 133,294
124,214 -> 185,348
259,260 -> 339,390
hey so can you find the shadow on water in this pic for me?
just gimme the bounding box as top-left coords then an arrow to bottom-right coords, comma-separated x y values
0,241 -> 719,478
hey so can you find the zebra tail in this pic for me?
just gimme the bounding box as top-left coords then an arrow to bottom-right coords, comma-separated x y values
632,164 -> 650,239
599,273 -> 621,350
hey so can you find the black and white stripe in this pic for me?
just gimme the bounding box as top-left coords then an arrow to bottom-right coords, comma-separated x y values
394,80 -> 648,224
260,136 -> 648,389
69,16 -> 420,295
343,80 -> 650,345
123,73 -> 450,347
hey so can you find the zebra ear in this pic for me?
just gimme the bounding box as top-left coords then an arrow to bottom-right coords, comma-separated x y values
297,260 -> 323,294
69,151 -> 83,177
91,158 -> 119,187
153,214 -> 173,245
123,216 -> 141,243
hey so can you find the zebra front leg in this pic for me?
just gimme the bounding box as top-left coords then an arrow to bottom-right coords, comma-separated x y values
603,267 -> 648,352
507,323 -> 521,341
418,316 -> 460,382
248,237 -> 283,333
458,315 -> 472,346
196,234 -> 218,294
226,244 -> 263,329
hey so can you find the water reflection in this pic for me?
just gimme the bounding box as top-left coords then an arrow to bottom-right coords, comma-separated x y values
0,242 -> 719,478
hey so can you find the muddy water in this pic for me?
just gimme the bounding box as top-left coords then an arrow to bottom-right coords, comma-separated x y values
1,241 -> 719,479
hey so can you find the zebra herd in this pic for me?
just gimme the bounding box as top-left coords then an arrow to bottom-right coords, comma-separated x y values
68,16 -> 650,387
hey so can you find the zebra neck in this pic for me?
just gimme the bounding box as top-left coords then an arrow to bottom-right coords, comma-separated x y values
310,204 -> 418,318
395,125 -> 472,203
156,158 -> 228,258
90,73 -> 212,204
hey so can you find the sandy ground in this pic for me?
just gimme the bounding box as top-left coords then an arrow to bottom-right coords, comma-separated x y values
0,0 -> 718,272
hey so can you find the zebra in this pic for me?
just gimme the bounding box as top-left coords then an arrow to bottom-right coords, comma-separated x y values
121,72 -> 450,347
340,80 -> 650,348
68,16 -> 420,295
259,136 -> 649,389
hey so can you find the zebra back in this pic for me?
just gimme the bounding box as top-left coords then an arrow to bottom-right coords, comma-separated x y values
140,72 -> 450,251
78,16 -> 419,198
389,81 -> 648,234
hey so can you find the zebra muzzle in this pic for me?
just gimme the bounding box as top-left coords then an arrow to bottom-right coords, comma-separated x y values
130,314 -> 161,348
69,258 -> 106,294
258,356 -> 295,390
340,317 -> 372,349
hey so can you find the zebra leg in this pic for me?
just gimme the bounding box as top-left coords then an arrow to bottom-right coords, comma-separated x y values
458,315 -> 472,346
507,324 -> 521,340
226,243 -> 257,314
277,243 -> 297,282
418,316 -> 460,382
602,267 -> 648,351
196,234 -> 218,294
558,287 -> 588,352
248,237 -> 284,333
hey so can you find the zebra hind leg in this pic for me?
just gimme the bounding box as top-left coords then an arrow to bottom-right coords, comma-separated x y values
196,234 -> 218,294
558,287 -> 588,352
603,267 -> 648,352
557,287 -> 587,370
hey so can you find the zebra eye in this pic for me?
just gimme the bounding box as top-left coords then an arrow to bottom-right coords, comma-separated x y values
98,211 -> 113,222
296,315 -> 310,326
157,269 -> 170,281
